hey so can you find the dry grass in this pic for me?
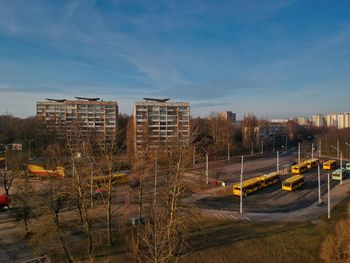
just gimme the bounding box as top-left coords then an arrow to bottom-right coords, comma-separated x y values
181,220 -> 326,263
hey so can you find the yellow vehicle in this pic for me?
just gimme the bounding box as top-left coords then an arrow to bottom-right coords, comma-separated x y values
291,163 -> 308,174
257,172 -> 280,188
323,160 -> 336,170
93,171 -> 129,187
282,175 -> 304,191
304,158 -> 319,169
233,178 -> 261,197
28,163 -> 65,177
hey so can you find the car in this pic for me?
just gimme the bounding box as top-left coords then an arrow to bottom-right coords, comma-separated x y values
0,194 -> 10,210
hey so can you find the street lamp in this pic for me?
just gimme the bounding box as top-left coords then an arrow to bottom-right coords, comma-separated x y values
201,147 -> 209,184
331,145 -> 343,185
25,139 -> 34,161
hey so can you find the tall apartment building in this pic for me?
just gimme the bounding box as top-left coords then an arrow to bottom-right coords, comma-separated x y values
326,113 -> 338,128
220,111 -> 236,122
133,98 -> 190,152
37,97 -> 118,141
311,114 -> 325,127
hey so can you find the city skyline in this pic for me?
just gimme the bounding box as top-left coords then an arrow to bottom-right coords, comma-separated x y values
1,1 -> 350,118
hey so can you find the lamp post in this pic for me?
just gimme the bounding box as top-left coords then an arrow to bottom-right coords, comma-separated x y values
201,147 -> 209,184
240,155 -> 243,214
327,173 -> 330,219
311,143 -> 314,159
298,142 -> 301,163
285,135 -> 288,150
277,150 -> 279,172
318,164 -> 322,204
331,145 -> 342,185
25,139 -> 34,161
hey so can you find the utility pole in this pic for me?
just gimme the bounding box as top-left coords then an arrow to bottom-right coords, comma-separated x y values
285,135 -> 288,150
251,142 -> 254,156
340,151 -> 343,185
261,138 -> 264,155
277,150 -> 279,172
311,143 -> 314,159
337,139 -> 340,158
25,139 -> 34,161
273,136 -> 275,152
298,142 -> 301,163
319,139 -> 321,157
327,173 -> 330,219
227,141 -> 230,161
201,147 -> 209,184
240,155 -> 243,214
318,164 -> 322,204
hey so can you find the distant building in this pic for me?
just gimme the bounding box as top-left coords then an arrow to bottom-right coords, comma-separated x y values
326,113 -> 338,128
133,98 -> 190,152
220,111 -> 236,122
297,117 -> 309,126
311,114 -> 325,127
37,97 -> 118,141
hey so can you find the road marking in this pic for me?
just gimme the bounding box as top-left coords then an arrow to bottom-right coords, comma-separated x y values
243,216 -> 251,221
229,215 -> 237,219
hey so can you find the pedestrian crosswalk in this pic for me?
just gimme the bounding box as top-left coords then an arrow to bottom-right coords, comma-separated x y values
206,212 -> 252,221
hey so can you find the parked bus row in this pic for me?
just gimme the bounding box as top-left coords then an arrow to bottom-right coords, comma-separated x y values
232,172 -> 280,197
291,158 -> 319,174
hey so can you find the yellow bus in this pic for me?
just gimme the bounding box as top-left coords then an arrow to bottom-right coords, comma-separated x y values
93,171 -> 129,187
233,178 -> 261,197
304,158 -> 319,169
282,175 -> 304,191
28,164 -> 65,177
291,163 -> 308,174
323,160 -> 337,170
257,172 -> 280,188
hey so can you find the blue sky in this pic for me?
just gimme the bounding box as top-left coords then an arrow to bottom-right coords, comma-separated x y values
1,0 -> 350,119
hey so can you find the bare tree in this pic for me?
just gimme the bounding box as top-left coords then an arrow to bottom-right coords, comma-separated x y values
0,150 -> 23,196
15,179 -> 36,237
130,143 -> 196,263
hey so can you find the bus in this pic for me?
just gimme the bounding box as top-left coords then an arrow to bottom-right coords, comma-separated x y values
93,170 -> 129,187
257,172 -> 280,188
304,158 -> 319,169
282,175 -> 304,191
346,163 -> 350,171
291,163 -> 308,174
332,168 -> 348,181
233,178 -> 261,197
28,164 -> 65,177
323,160 -> 337,170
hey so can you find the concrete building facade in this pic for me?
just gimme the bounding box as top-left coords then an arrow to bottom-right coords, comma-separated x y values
133,98 -> 190,151
311,114 -> 325,127
37,97 -> 118,141
220,111 -> 236,122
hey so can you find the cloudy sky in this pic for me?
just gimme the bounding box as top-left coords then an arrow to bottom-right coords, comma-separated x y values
1,0 -> 350,119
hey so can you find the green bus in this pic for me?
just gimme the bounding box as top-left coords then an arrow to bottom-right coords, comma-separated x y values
332,168 -> 348,181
